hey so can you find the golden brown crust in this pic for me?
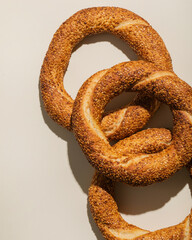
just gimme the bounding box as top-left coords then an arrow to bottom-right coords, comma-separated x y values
40,7 -> 172,135
39,7 -> 192,239
89,171 -> 192,240
101,93 -> 160,140
72,60 -> 192,186
89,129 -> 191,239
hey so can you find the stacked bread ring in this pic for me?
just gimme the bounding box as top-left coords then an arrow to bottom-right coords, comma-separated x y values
72,60 -> 192,186
40,7 -> 192,240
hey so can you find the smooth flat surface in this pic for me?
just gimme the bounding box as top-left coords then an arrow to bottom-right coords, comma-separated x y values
0,0 -> 192,239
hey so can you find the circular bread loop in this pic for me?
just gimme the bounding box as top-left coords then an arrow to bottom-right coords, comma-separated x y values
89,173 -> 192,240
72,60 -> 192,186
89,129 -> 191,240
40,6 -> 172,138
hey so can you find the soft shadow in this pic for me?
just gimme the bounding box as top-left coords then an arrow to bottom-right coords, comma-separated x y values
39,91 -> 95,193
115,168 -> 192,215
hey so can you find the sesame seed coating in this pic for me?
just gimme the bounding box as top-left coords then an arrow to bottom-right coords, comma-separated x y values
72,60 -> 192,186
89,171 -> 192,240
39,6 -> 192,239
40,7 -> 172,136
88,129 -> 192,239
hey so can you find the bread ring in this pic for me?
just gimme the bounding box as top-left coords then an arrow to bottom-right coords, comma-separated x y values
40,7 -> 172,139
72,60 -> 192,186
89,172 -> 192,240
89,129 -> 191,240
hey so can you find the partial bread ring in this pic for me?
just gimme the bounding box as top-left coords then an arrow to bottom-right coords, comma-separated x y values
72,60 -> 192,186
89,172 -> 192,240
40,7 -> 172,139
89,129 -> 191,240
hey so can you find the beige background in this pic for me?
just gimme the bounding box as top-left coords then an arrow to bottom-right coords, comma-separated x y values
1,0 -> 192,239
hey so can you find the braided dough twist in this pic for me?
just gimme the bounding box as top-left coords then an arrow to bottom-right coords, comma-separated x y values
89,129 -> 192,240
40,7 -> 172,140
72,60 -> 192,186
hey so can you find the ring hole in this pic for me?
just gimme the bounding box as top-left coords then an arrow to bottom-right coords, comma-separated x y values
64,33 -> 138,99
144,103 -> 173,130
105,92 -> 137,112
115,168 -> 192,231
